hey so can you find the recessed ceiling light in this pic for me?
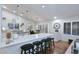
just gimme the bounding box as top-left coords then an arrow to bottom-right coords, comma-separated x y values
2,27 -> 6,31
2,6 -> 8,9
42,5 -> 46,8
54,17 -> 57,19
20,14 -> 23,16
13,10 -> 16,13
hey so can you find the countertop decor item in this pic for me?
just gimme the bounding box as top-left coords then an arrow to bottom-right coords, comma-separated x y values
20,23 -> 24,27
6,32 -> 12,44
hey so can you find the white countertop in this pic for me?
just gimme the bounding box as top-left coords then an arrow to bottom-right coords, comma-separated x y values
0,33 -> 53,49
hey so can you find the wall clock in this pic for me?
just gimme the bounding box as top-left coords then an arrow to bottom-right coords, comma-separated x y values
53,23 -> 60,29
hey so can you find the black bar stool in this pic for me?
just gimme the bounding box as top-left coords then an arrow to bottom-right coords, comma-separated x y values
41,38 -> 53,54
21,44 -> 34,54
33,41 -> 42,54
41,39 -> 46,53
47,38 -> 55,53
41,38 -> 50,54
51,38 -> 55,48
45,38 -> 52,53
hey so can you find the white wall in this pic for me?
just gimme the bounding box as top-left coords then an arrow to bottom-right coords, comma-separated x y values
48,18 -> 79,41
0,5 -> 1,43
48,19 -> 63,41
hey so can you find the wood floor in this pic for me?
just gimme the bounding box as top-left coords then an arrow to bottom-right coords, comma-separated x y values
47,40 -> 70,54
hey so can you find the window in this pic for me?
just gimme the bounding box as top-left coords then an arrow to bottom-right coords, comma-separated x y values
64,22 -> 71,34
77,22 -> 79,35
72,22 -> 77,35
64,22 -> 79,36
72,22 -> 79,35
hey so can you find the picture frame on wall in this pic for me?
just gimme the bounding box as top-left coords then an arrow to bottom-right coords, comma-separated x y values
15,24 -> 19,29
55,30 -> 59,32
53,23 -> 60,29
8,23 -> 19,29
8,23 -> 14,29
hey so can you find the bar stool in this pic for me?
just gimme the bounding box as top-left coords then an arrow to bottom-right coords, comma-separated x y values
51,38 -> 55,48
47,38 -> 52,47
21,44 -> 34,54
41,38 -> 50,54
45,38 -> 52,53
41,38 -> 53,54
47,38 -> 55,53
41,39 -> 46,53
33,41 -> 42,54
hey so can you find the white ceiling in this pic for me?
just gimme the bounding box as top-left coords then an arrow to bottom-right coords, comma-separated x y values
2,4 -> 79,23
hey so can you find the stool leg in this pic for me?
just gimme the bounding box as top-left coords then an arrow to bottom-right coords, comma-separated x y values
24,50 -> 26,54
41,44 -> 43,54
50,41 -> 53,53
47,41 -> 51,54
53,39 -> 55,48
41,43 -> 44,54
36,46 -> 39,54
21,49 -> 23,54
32,48 -> 34,54
29,50 -> 30,54
45,42 -> 47,54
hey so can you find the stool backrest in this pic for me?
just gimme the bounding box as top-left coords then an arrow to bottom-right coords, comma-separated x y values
33,41 -> 42,54
21,44 -> 34,54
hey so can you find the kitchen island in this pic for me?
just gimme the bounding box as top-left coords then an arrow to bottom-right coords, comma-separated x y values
0,33 -> 54,54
